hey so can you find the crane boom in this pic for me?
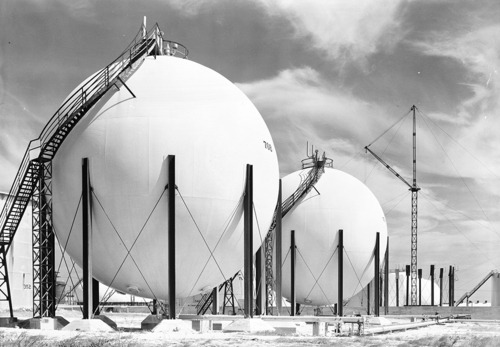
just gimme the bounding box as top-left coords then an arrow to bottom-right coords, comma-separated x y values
365,105 -> 420,306
364,147 -> 412,189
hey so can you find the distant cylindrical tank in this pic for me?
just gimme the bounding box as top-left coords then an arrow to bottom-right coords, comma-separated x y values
492,273 -> 500,306
52,55 -> 279,300
277,168 -> 387,306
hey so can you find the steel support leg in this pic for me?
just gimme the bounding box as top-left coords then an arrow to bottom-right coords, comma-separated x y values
384,236 -> 389,315
168,155 -> 176,319
290,229 -> 296,317
82,158 -> 92,319
430,265 -> 435,306
374,232 -> 380,317
244,164 -> 253,318
338,229 -> 343,317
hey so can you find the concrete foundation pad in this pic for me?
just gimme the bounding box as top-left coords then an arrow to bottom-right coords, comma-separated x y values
152,319 -> 194,333
62,318 -> 115,332
223,318 -> 275,333
0,317 -> 18,328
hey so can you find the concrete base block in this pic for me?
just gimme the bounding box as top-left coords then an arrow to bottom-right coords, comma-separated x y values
223,318 -> 275,333
152,319 -> 194,333
95,315 -> 118,330
62,318 -> 115,332
0,317 -> 18,328
312,322 -> 327,336
191,319 -> 211,332
18,316 -> 69,330
141,315 -> 163,331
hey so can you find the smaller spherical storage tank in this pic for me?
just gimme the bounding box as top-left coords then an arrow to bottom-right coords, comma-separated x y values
52,55 -> 279,300
277,167 -> 387,306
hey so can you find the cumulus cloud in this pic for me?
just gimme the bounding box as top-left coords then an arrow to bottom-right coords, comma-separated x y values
256,0 -> 406,66
412,25 -> 500,117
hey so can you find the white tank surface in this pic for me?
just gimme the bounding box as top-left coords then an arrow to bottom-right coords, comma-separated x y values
278,168 -> 387,306
52,55 -> 279,300
492,273 -> 500,306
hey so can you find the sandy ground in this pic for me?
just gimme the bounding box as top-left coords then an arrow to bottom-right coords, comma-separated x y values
1,310 -> 500,346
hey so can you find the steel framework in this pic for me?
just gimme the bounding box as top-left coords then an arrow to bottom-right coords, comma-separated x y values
365,105 -> 420,305
31,160 -> 56,317
265,150 -> 332,313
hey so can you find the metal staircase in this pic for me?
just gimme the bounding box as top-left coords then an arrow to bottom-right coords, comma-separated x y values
196,272 -> 240,315
0,23 -> 186,317
265,150 -> 333,313
455,270 -> 498,306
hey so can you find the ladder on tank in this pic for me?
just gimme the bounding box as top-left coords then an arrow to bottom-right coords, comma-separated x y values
0,24 -> 169,318
265,150 -> 333,314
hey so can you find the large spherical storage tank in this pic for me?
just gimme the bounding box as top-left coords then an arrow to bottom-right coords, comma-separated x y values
52,55 -> 279,300
278,167 -> 387,306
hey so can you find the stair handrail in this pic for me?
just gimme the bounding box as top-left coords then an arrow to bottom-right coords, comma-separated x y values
455,270 -> 498,306
0,24 -> 162,240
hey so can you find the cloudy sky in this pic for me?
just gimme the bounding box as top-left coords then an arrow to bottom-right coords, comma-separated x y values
1,0 -> 499,302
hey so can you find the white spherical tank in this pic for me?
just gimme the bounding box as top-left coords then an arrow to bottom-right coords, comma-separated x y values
52,55 -> 279,300
278,168 -> 387,306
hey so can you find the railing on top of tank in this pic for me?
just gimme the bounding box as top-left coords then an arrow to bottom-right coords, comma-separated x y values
0,24 -> 165,239
162,40 -> 189,59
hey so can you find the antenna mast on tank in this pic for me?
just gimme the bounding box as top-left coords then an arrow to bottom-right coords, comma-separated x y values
364,105 -> 420,305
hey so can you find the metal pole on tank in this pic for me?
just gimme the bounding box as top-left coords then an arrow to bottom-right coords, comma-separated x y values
374,232 -> 380,317
82,158 -> 92,319
275,180 -> 283,316
338,229 -> 343,317
290,229 -> 296,317
244,164 -> 253,318
167,155 -> 176,319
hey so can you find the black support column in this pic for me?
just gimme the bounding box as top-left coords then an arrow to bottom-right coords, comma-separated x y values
439,268 -> 444,306
374,232 -> 380,317
405,265 -> 410,306
418,269 -> 422,306
430,265 -> 435,306
290,229 -> 296,316
244,164 -> 253,318
337,229 -> 343,317
167,155 -> 176,319
82,158 -> 92,319
256,247 -> 263,315
384,236 -> 389,315
92,278 -> 99,316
